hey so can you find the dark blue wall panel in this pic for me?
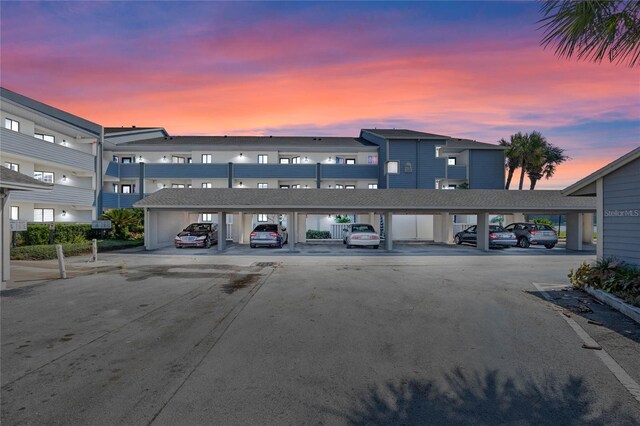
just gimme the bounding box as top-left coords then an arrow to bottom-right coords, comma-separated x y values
468,150 -> 505,189
447,165 -> 467,180
120,163 -> 140,178
145,163 -> 228,179
234,164 -> 316,179
105,161 -> 119,177
320,165 -> 378,179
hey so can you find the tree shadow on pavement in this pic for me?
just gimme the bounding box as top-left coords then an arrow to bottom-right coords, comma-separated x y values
342,368 -> 637,426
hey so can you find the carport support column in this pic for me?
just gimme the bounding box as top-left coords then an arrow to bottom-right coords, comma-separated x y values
582,213 -> 594,244
384,212 -> 393,251
476,212 -> 489,251
289,211 -> 296,252
218,212 -> 227,251
1,190 -> 10,286
566,212 -> 583,251
297,213 -> 306,243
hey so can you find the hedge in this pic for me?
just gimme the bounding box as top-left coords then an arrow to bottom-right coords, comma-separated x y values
306,230 -> 332,239
10,240 -> 144,260
18,223 -> 95,246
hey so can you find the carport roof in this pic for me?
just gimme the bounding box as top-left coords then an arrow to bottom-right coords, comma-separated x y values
0,167 -> 53,191
134,188 -> 596,214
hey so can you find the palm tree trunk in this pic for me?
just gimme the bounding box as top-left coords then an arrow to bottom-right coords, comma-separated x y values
505,167 -> 516,190
530,179 -> 537,190
518,161 -> 526,190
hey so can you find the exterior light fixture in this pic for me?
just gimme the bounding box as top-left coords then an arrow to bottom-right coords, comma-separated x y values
304,185 -> 308,188
239,181 -> 243,186
62,175 -> 67,182
138,156 -> 143,162
328,185 -> 332,188
240,153 -> 243,157
304,156 -> 308,162
62,210 -> 67,216
163,156 -> 167,161
385,161 -> 399,175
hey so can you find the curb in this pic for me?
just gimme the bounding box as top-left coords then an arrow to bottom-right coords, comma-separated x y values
584,286 -> 640,325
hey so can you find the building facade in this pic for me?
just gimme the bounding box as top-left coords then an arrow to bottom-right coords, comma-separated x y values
1,87 -> 506,242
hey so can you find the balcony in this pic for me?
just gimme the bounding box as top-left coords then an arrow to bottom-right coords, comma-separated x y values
1,128 -> 95,172
447,165 -> 467,180
320,164 -> 378,179
146,163 -> 228,179
11,184 -> 95,206
102,193 -> 142,209
234,164 -> 316,179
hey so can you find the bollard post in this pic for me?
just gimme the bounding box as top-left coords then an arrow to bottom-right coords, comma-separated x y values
92,239 -> 98,262
56,244 -> 67,279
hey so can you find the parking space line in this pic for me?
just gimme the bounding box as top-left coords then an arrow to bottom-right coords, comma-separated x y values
532,282 -> 640,404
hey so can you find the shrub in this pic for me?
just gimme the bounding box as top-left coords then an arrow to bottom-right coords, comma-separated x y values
101,209 -> 137,240
22,224 -> 51,246
532,217 -> 555,227
306,230 -> 332,239
335,215 -> 351,224
569,257 -> 640,307
54,223 -> 92,244
10,240 -> 144,260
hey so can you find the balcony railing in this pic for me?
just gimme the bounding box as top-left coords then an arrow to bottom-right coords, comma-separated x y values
102,193 -> 142,209
12,184 -> 95,206
320,164 -> 378,179
1,128 -> 95,171
447,165 -> 467,180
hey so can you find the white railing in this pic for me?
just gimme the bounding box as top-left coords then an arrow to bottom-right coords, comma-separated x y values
226,224 -> 233,240
330,224 -> 346,239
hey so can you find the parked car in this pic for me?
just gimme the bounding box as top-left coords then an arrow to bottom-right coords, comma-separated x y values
250,224 -> 288,248
454,225 -> 517,248
504,222 -> 558,249
342,223 -> 381,249
175,223 -> 218,248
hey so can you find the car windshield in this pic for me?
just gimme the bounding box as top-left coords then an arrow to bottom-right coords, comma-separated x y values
489,225 -> 505,232
352,225 -> 375,233
185,224 -> 210,232
254,224 -> 278,232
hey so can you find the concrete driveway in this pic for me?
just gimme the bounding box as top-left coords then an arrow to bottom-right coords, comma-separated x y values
2,252 -> 638,425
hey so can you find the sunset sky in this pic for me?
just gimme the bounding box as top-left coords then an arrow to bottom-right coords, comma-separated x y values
1,1 -> 638,189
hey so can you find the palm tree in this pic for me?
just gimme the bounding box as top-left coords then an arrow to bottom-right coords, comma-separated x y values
500,133 -> 525,190
101,208 -> 137,240
515,132 -> 546,190
526,143 -> 569,190
539,1 -> 640,67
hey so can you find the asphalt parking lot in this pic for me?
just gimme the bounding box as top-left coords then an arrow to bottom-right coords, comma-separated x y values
2,251 -> 638,425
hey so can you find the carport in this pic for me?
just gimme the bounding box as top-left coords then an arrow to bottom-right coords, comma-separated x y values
134,188 -> 596,252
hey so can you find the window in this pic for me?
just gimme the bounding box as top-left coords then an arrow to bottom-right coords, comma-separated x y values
112,183 -> 119,193
171,184 -> 185,188
291,157 -> 301,164
345,185 -> 356,189
34,133 -> 55,143
280,185 -> 290,189
121,184 -> 133,194
202,183 -> 213,188
335,156 -> 345,164
386,161 -> 399,174
112,155 -> 119,162
201,213 -> 213,222
187,184 -> 192,188
335,184 -> 344,189
33,208 -> 54,222
11,206 -> 19,220
257,214 -> 268,222
279,158 -> 290,164
368,184 -> 378,189
446,184 -> 457,190
202,154 -> 212,163
257,183 -> 268,189
172,156 -> 186,164
187,157 -> 192,164
346,158 -> 356,165
258,155 -> 268,164
121,157 -> 133,164
368,155 -> 378,165
4,162 -> 19,172
34,171 -> 54,183
291,184 -> 301,189
448,157 -> 457,166
4,118 -> 19,132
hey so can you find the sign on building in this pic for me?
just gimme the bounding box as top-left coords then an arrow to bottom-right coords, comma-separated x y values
9,220 -> 28,232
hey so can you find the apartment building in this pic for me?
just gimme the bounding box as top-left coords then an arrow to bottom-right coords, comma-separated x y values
0,88 -> 102,223
0,87 -> 506,241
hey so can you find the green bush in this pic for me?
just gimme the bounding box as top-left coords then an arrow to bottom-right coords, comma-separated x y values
531,217 -> 555,227
10,240 -> 144,260
569,257 -> 640,307
22,224 -> 51,246
54,223 -> 93,244
306,230 -> 332,239
335,215 -> 351,224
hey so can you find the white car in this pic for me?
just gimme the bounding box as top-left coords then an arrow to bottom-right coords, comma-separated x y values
342,223 -> 380,249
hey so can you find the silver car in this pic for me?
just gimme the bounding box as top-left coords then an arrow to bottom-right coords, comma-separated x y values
249,224 -> 288,248
342,223 -> 381,249
504,222 -> 558,249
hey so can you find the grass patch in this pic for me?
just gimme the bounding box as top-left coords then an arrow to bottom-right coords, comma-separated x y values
11,240 -> 144,260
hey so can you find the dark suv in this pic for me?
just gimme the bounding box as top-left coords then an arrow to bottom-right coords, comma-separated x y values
250,224 -> 288,248
504,222 -> 558,249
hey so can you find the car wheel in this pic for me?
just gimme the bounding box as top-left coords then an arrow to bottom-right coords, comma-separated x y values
373,245 -> 379,249
454,235 -> 462,245
278,240 -> 283,249
518,238 -> 530,248
250,244 -> 256,248
205,238 -> 211,249
343,239 -> 346,245
545,244 -> 555,249
347,244 -> 352,249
